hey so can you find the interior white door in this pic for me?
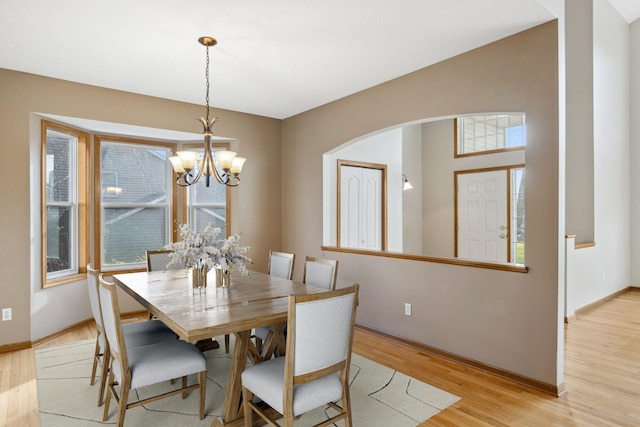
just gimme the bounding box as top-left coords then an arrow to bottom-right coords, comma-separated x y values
457,170 -> 508,262
340,165 -> 382,250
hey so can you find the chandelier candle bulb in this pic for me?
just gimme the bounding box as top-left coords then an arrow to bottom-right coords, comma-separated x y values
215,151 -> 237,171
176,151 -> 198,171
230,157 -> 246,175
169,156 -> 185,174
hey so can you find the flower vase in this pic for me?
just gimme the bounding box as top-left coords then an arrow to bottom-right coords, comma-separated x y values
216,268 -> 231,288
191,265 -> 208,289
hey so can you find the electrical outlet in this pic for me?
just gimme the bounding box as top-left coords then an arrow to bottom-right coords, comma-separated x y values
2,308 -> 11,321
404,303 -> 411,316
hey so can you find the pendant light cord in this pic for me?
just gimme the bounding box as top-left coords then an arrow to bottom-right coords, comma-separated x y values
205,44 -> 210,126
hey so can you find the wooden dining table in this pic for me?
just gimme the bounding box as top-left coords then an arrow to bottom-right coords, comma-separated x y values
112,268 -> 327,427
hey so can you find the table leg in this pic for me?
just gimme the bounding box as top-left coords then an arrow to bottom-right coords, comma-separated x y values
261,323 -> 286,360
273,323 -> 286,357
211,329 -> 250,427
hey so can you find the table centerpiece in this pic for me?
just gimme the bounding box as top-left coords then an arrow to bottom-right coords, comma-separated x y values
163,223 -> 252,288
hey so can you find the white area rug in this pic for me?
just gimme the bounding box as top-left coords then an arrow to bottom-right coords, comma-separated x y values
35,338 -> 459,426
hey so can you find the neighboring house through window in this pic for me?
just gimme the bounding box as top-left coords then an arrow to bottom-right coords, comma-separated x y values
95,136 -> 177,271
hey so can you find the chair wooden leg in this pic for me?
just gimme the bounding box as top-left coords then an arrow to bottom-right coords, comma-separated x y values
102,370 -> 113,421
225,333 -> 230,353
242,387 -> 253,427
97,349 -> 110,407
342,384 -> 353,427
116,378 -> 130,427
284,412 -> 294,427
198,370 -> 207,420
90,339 -> 100,386
182,376 -> 188,399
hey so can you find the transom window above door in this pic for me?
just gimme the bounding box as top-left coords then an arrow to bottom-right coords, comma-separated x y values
455,113 -> 526,157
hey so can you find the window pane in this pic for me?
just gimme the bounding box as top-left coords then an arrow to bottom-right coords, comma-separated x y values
101,143 -> 169,204
511,168 -> 525,264
104,208 -> 166,265
457,114 -> 526,155
193,178 -> 226,204
46,130 -> 74,203
193,207 -> 227,235
46,206 -> 71,273
99,139 -> 173,270
187,146 -> 229,235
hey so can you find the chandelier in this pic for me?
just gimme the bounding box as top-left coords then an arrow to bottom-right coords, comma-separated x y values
169,36 -> 246,187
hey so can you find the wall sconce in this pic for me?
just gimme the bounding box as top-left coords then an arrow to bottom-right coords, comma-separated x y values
402,175 -> 413,191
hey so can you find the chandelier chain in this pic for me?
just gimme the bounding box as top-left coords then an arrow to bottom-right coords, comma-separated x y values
205,45 -> 210,124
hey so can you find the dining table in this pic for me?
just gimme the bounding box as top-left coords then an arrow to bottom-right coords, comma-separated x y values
112,268 -> 327,427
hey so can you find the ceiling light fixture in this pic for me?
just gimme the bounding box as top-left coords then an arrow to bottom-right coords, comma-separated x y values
169,36 -> 246,187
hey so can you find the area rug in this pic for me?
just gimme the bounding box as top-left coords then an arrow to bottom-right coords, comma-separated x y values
35,338 -> 459,426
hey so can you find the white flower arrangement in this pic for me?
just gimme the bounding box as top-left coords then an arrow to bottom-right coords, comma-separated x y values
163,223 -> 252,275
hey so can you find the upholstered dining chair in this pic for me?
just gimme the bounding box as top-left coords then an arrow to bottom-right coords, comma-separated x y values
302,256 -> 338,290
254,251 -> 296,353
86,265 -> 177,407
241,284 -> 359,427
98,276 -> 207,427
268,250 -> 295,281
146,249 -> 185,272
145,249 -> 185,320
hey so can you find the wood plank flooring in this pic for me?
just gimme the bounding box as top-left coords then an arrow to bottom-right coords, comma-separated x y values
3,290 -> 640,426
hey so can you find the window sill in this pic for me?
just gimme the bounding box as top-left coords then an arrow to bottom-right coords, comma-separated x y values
43,272 -> 87,289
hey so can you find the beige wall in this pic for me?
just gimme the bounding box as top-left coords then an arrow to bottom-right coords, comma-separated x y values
0,69 -> 282,344
282,22 -> 562,386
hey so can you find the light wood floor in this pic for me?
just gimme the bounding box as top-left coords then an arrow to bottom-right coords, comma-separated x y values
3,290 -> 640,426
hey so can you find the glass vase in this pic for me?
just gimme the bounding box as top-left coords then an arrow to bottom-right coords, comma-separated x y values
191,265 -> 208,289
216,268 -> 231,288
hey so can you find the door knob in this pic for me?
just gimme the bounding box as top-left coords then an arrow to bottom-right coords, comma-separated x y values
500,234 -> 506,239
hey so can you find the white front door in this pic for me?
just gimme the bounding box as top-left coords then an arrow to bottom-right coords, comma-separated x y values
457,170 -> 508,262
340,165 -> 382,250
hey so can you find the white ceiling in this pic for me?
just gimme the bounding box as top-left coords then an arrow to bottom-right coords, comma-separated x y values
1,1 -> 637,120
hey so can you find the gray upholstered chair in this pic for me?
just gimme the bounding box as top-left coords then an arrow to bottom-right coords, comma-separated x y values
257,255 -> 338,360
254,251 -> 296,354
268,250 -> 295,280
302,256 -> 338,290
146,249 -> 185,272
241,284 -> 359,427
86,265 -> 177,407
145,249 -> 185,320
99,276 -> 207,426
